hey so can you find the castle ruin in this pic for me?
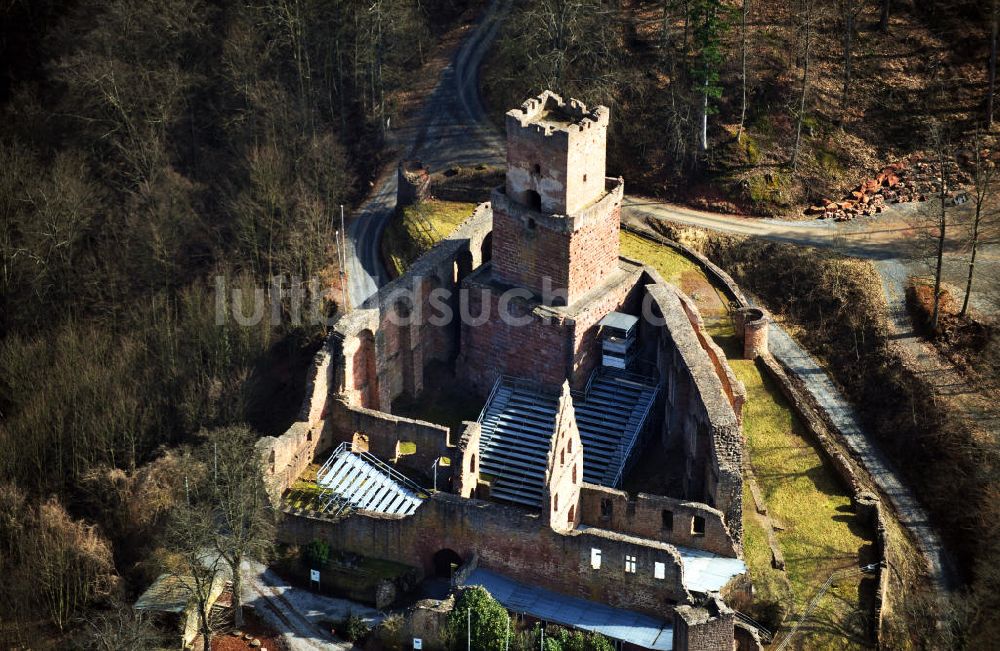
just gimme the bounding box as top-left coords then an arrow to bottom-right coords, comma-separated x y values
260,91 -> 753,650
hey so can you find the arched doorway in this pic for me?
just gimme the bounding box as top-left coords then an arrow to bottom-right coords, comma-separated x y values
433,548 -> 463,579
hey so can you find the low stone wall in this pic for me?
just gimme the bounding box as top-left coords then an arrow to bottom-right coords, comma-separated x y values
623,225 -> 890,646
579,484 -> 737,558
325,399 -> 454,476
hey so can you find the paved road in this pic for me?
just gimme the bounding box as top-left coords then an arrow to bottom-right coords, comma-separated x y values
344,0 -> 507,307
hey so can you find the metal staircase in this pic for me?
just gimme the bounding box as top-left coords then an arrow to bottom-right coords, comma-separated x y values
574,368 -> 660,487
475,369 -> 659,508
476,377 -> 559,508
316,442 -> 426,517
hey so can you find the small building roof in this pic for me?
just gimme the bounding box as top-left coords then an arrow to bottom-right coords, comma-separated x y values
134,574 -> 193,614
675,547 -> 746,594
461,568 -> 673,650
598,312 -> 639,333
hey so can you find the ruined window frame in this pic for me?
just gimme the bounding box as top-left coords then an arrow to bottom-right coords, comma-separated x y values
624,555 -> 637,574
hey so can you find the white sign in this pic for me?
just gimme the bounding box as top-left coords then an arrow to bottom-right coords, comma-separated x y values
412,638 -> 423,649
310,569 -> 320,582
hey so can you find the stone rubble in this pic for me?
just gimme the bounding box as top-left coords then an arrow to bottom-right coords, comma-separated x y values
806,158 -> 972,222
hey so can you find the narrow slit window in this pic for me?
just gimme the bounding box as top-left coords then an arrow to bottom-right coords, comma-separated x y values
591,548 -> 602,570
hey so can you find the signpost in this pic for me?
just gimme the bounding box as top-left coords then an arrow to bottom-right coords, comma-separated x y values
310,569 -> 321,591
412,639 -> 423,649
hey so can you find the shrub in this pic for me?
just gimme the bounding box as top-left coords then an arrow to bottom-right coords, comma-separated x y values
377,613 -> 406,650
446,586 -> 511,650
304,540 -> 330,569
338,612 -> 371,643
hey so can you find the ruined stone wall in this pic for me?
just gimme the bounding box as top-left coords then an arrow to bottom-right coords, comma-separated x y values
543,384 -> 584,531
648,283 -> 743,550
490,180 -> 623,303
454,422 -> 481,498
334,204 -> 492,410
578,484 -> 737,558
673,598 -> 736,651
325,399 -> 453,476
457,282 -> 573,394
278,492 -> 692,617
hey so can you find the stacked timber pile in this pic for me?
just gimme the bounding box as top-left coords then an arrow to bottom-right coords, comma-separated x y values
806,159 -> 968,221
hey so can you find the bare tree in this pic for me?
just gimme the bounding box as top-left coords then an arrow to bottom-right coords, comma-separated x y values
791,0 -> 814,172
79,603 -> 163,651
880,0 -> 890,33
961,132 -> 997,316
205,426 -> 275,628
928,121 -> 952,331
737,0 -> 750,143
163,456 -> 222,651
839,0 -> 861,121
988,0 -> 998,128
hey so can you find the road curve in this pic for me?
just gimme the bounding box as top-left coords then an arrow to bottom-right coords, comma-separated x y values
344,0 -> 507,307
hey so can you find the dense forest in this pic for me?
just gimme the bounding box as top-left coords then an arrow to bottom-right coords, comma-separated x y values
0,0 -> 468,644
1,0 -> 998,647
484,0 -> 999,214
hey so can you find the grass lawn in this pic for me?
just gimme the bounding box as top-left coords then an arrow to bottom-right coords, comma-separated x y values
381,199 -> 477,275
624,233 -> 875,650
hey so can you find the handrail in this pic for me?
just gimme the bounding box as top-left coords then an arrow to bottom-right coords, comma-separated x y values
477,375 -> 503,423
314,441 -> 427,517
733,610 -> 774,643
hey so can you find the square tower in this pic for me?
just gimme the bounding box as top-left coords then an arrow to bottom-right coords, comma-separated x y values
491,91 -> 623,305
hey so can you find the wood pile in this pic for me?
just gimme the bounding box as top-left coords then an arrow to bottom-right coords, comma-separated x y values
805,160 -> 965,221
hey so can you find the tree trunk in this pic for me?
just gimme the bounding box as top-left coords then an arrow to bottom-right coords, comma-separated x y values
842,0 -> 854,120
702,79 -> 709,150
880,0 -> 890,33
961,205 -> 981,316
930,146 -> 948,332
737,0 -> 749,142
988,0 -> 998,127
792,0 -> 812,172
232,553 -> 244,628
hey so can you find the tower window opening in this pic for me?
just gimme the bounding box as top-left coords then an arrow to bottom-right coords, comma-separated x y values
533,163 -> 541,175
526,190 -> 541,212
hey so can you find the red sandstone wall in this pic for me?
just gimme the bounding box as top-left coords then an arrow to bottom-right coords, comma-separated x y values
566,203 -> 621,301
278,493 -> 690,617
458,287 -> 573,394
578,484 -> 737,558
491,205 -> 573,296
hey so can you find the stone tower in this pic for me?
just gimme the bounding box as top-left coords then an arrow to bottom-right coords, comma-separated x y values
490,91 -> 623,305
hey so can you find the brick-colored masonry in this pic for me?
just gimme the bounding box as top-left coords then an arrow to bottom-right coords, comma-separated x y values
492,91 -> 622,305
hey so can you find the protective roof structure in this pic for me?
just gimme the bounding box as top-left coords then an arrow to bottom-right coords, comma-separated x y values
676,547 -> 747,594
316,442 -> 426,517
461,568 -> 673,650
133,574 -> 194,613
598,311 -> 639,335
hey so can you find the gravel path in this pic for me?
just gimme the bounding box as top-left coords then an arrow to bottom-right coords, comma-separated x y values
765,323 -> 958,592
243,561 -> 382,651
